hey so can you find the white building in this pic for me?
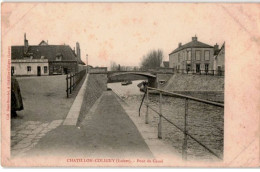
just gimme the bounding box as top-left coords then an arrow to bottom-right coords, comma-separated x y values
11,59 -> 49,76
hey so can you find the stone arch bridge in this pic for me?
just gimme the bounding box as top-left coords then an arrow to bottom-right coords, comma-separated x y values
107,71 -> 173,88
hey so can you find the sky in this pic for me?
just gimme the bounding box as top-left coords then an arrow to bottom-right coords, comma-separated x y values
2,3 -> 259,67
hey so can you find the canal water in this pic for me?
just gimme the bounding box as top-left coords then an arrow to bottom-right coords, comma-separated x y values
108,80 -> 145,98
108,80 -> 224,162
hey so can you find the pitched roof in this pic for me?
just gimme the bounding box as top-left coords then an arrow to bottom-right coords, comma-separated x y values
11,45 -> 81,63
169,40 -> 213,55
39,40 -> 48,46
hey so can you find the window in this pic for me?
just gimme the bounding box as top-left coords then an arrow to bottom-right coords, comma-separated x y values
178,53 -> 180,62
187,51 -> 191,61
186,64 -> 191,72
205,64 -> 209,73
195,51 -> 201,60
44,66 -> 48,73
204,51 -> 210,61
27,66 -> 31,72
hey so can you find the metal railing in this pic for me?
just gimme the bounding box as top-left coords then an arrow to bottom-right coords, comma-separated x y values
66,69 -> 86,98
139,86 -> 224,160
176,69 -> 225,76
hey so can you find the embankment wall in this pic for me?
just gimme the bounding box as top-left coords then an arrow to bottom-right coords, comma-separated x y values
77,74 -> 107,125
162,74 -> 224,102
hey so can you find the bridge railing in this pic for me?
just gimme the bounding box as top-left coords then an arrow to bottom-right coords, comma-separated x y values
139,86 -> 224,161
108,68 -> 174,74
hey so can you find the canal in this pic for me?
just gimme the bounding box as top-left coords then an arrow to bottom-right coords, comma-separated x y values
108,80 -> 224,162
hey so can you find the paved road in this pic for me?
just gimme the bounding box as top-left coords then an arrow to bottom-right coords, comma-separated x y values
22,91 -> 153,158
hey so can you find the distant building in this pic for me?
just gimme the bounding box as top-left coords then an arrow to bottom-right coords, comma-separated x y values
169,36 -> 219,74
11,34 -> 85,76
161,61 -> 169,68
213,42 -> 225,75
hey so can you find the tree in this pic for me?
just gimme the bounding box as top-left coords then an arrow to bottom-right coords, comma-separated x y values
141,49 -> 163,69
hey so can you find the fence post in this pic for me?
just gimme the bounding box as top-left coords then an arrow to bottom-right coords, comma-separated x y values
66,74 -> 69,98
69,73 -> 72,94
72,74 -> 75,90
182,98 -> 188,160
158,91 -> 162,139
75,72 -> 78,85
145,88 -> 149,124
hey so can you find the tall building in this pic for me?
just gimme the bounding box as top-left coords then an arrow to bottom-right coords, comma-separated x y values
169,36 -> 219,74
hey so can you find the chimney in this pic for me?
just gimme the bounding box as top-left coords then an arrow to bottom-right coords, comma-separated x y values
24,33 -> 29,54
178,42 -> 182,48
192,35 -> 198,42
214,43 -> 219,51
76,42 -> 81,59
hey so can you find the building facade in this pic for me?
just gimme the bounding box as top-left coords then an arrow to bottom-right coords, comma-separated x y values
213,43 -> 225,75
11,59 -> 49,76
169,36 -> 218,74
11,34 -> 85,76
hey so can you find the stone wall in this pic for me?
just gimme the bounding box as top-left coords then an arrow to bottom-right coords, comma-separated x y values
49,61 -> 78,75
162,74 -> 224,102
77,74 -> 107,125
89,67 -> 107,74
156,73 -> 174,89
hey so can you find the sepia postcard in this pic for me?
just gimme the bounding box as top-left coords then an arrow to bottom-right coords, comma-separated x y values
1,2 -> 260,167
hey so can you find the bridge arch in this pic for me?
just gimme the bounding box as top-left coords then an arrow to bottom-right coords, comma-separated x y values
109,72 -> 156,78
108,71 -> 157,87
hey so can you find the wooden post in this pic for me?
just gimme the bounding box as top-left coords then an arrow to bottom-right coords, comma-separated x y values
182,98 -> 188,160
69,73 -> 72,94
66,74 -> 69,98
158,91 -> 162,139
145,88 -> 149,124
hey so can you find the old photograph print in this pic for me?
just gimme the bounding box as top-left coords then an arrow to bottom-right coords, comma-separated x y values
1,3 -> 260,167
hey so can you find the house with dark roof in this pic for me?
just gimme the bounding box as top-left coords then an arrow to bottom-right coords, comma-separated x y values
11,34 -> 85,76
169,36 -> 219,74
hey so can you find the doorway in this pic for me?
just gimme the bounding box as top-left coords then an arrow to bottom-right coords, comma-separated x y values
37,66 -> 41,76
217,66 -> 222,76
196,64 -> 200,73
